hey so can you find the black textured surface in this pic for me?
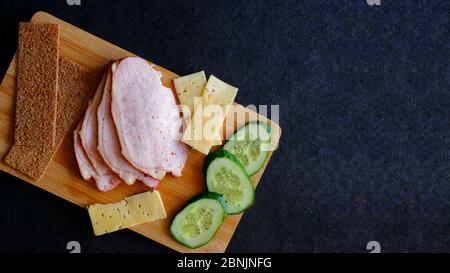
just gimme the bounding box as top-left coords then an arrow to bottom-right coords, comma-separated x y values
0,0 -> 450,253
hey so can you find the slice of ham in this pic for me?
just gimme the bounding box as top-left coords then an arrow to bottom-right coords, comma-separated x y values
97,62 -> 159,189
74,122 -> 96,181
79,69 -> 122,191
74,122 -> 121,192
111,57 -> 188,178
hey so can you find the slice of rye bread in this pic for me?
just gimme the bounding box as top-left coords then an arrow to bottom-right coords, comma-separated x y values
5,145 -> 55,181
5,57 -> 98,180
55,58 -> 99,144
13,22 -> 59,147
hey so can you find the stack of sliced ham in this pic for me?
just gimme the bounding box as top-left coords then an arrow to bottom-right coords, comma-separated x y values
74,57 -> 188,192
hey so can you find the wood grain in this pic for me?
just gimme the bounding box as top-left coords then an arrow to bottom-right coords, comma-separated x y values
0,11 -> 281,253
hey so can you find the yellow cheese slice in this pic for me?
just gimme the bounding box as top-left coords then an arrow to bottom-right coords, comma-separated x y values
174,72 -> 221,146
173,71 -> 207,124
125,190 -> 167,225
87,201 -> 128,235
182,75 -> 238,154
87,191 -> 166,236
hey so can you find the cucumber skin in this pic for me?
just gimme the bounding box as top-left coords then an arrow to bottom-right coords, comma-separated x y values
241,121 -> 272,136
223,121 -> 273,176
170,192 -> 227,249
252,121 -> 272,135
204,149 -> 244,178
204,149 -> 255,215
189,192 -> 228,217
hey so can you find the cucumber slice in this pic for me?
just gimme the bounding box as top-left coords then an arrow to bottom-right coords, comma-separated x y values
170,192 -> 227,249
205,149 -> 254,214
223,121 -> 272,176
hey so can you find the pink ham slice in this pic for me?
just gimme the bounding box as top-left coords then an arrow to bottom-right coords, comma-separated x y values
74,122 -> 96,181
79,70 -> 122,191
111,57 -> 188,178
97,62 -> 159,189
74,122 -> 121,192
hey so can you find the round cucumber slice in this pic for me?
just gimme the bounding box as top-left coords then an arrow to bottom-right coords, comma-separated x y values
223,121 -> 272,176
170,192 -> 227,249
205,149 -> 254,214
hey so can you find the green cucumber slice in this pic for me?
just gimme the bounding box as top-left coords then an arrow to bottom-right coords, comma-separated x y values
205,149 -> 254,214
223,121 -> 272,176
170,192 -> 227,249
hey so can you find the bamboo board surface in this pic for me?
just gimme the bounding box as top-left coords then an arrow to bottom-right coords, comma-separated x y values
0,11 -> 281,253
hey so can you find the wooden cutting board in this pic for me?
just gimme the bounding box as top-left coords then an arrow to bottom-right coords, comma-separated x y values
0,11 -> 281,253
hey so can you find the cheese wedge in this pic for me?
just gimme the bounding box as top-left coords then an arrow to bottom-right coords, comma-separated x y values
87,191 -> 166,236
182,75 -> 238,154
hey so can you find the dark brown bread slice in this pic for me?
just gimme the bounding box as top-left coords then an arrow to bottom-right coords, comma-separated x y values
5,57 -> 98,180
55,58 -> 98,145
5,145 -> 54,181
14,22 -> 59,147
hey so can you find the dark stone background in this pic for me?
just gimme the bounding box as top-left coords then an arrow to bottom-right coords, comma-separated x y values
0,0 -> 449,253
